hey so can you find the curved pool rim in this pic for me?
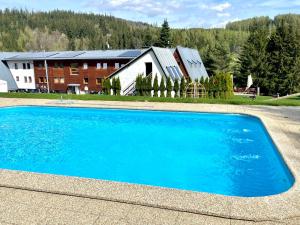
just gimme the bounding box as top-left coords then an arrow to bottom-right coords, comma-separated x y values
0,102 -> 299,222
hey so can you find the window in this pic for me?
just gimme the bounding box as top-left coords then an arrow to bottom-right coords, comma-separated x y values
83,78 -> 88,84
70,63 -> 79,75
96,63 -> 101,69
23,63 -> 26,69
115,63 -> 120,69
103,63 -> 108,69
60,78 -> 65,84
54,78 -> 59,84
83,63 -> 88,70
16,76 -> 19,82
28,77 -> 32,83
27,63 -> 31,69
60,63 -> 64,68
14,63 -> 18,70
96,78 -> 103,85
38,63 -> 43,68
24,76 -> 28,83
54,63 -> 59,68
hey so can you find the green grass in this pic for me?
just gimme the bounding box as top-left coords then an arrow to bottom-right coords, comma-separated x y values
0,92 -> 299,106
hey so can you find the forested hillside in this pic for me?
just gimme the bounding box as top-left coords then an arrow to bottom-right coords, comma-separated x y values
0,9 -> 247,56
0,9 -> 299,95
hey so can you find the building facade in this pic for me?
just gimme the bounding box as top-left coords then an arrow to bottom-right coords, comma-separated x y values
0,47 -> 208,94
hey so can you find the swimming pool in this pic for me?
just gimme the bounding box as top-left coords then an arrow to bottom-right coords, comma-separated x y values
0,106 -> 294,197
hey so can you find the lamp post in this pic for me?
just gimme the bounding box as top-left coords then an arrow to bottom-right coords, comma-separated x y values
44,50 -> 50,93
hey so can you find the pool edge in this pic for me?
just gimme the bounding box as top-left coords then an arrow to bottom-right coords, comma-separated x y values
0,98 -> 299,222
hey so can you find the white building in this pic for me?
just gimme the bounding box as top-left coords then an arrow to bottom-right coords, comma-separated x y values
6,61 -> 35,90
0,80 -> 8,93
109,47 -> 183,96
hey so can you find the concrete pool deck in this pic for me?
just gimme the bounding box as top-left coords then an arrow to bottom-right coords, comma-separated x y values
0,97 -> 299,225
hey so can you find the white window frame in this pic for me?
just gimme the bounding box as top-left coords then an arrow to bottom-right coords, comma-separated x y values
96,63 -> 101,69
83,63 -> 88,70
103,63 -> 108,70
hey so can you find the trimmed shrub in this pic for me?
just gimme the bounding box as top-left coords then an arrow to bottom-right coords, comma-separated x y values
153,74 -> 159,97
160,76 -> 165,97
115,77 -> 121,95
166,77 -> 172,97
174,79 -> 179,98
180,76 -> 186,98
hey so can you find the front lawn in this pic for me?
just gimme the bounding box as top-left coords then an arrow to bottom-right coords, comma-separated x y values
0,92 -> 299,106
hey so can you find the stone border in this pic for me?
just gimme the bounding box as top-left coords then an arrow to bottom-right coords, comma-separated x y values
0,98 -> 299,222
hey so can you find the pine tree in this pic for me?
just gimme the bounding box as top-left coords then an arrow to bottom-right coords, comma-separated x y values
180,77 -> 186,98
158,19 -> 171,48
174,79 -> 179,98
111,77 -> 116,95
166,77 -> 172,97
160,76 -> 165,97
116,77 -> 121,95
200,76 -> 204,84
238,24 -> 269,92
153,75 -> 159,97
135,74 -> 141,96
266,19 -> 298,95
147,74 -> 152,96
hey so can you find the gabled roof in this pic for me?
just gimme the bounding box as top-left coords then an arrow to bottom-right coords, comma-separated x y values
108,46 -> 183,81
0,53 -> 18,90
2,49 -> 145,61
176,46 -> 208,80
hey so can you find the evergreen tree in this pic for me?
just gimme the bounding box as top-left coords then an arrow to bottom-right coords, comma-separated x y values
200,76 -> 204,84
266,19 -> 299,95
180,77 -> 186,98
238,24 -> 269,92
135,74 -> 141,96
116,77 -> 121,95
111,77 -> 116,95
153,74 -> 159,97
147,74 -> 152,96
158,19 -> 171,48
159,76 -> 165,97
174,79 -> 179,97
166,77 -> 172,97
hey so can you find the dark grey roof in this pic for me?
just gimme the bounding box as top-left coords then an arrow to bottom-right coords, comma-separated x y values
3,49 -> 145,61
176,46 -> 208,80
108,47 -> 183,82
0,53 -> 18,90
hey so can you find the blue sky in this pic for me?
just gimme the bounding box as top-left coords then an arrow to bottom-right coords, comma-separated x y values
1,0 -> 300,28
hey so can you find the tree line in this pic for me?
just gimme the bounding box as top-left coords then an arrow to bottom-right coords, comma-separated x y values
0,9 -> 299,95
236,14 -> 300,95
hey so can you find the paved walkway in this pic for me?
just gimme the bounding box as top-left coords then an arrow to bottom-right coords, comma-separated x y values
0,98 -> 299,225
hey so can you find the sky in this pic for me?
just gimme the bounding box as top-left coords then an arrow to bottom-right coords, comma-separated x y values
0,0 -> 300,28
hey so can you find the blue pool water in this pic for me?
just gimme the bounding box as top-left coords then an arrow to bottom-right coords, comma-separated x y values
0,106 -> 294,197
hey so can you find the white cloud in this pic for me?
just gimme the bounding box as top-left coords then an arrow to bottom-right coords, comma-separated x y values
211,2 -> 231,12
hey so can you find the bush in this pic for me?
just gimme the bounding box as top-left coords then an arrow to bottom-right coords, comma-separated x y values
146,74 -> 152,96
102,79 -> 111,95
160,76 -> 165,97
166,77 -> 172,97
174,79 -> 179,97
153,74 -> 159,97
180,77 -> 186,98
115,77 -> 121,95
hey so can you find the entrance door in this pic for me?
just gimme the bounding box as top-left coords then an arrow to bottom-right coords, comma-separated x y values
145,63 -> 152,76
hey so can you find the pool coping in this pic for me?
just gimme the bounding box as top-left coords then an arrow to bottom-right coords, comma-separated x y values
0,98 -> 299,222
